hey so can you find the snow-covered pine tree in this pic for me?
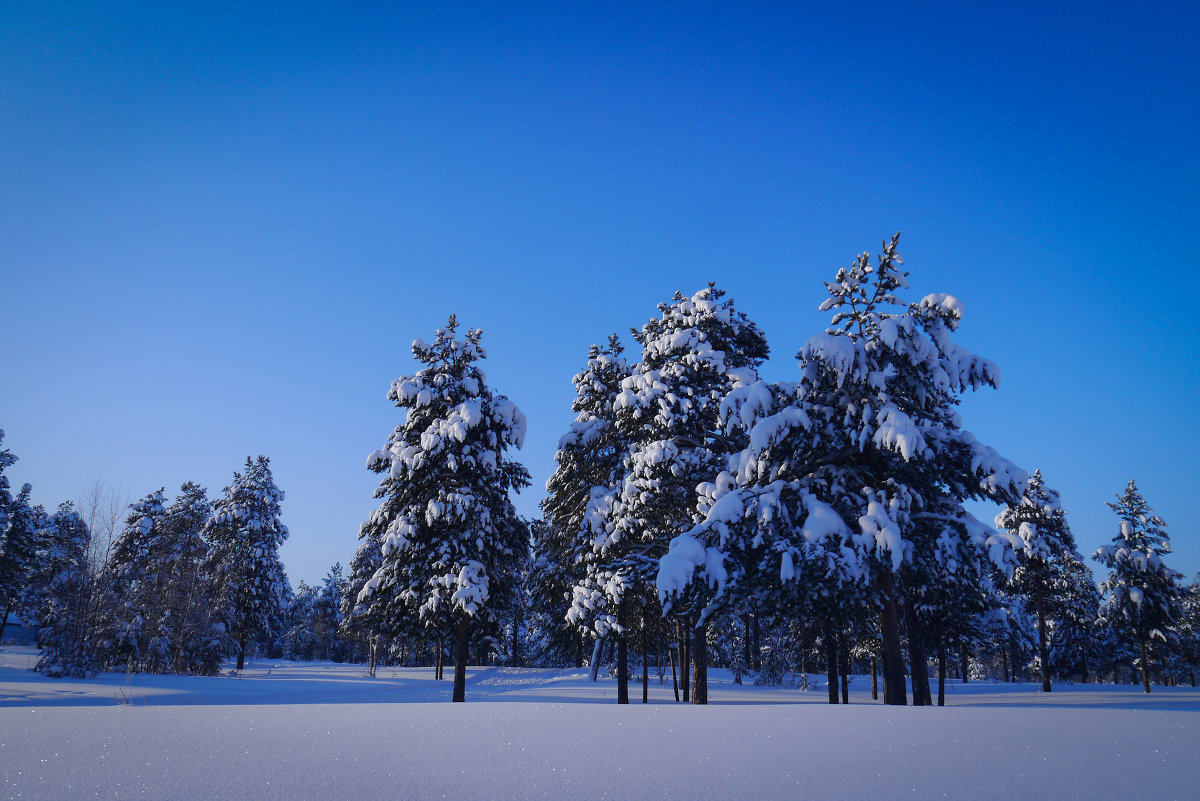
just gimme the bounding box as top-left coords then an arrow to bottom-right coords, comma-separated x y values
359,316 -> 530,702
542,336 -> 631,668
1,483 -> 40,642
97,488 -> 168,671
658,235 -> 1026,705
27,503 -> 96,677
1046,548 -> 1101,683
1093,480 -> 1182,692
996,470 -> 1076,692
205,456 -> 290,671
1175,574 -> 1200,686
571,286 -> 768,704
341,536 -> 387,675
158,482 -> 221,674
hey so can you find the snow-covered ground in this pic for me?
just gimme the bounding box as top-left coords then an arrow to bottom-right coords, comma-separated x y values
1,646 -> 1197,800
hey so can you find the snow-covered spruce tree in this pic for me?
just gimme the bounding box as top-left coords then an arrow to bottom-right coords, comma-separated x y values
1046,548 -> 1101,683
359,316 -> 530,702
341,536 -> 388,674
1,483 -> 40,642
542,336 -> 631,668
97,488 -> 168,671
205,456 -> 290,671
1093,480 -> 1182,692
1175,574 -> 1200,686
27,503 -> 96,677
569,286 -> 768,704
158,482 -> 221,675
658,235 -> 1026,705
996,470 -> 1076,692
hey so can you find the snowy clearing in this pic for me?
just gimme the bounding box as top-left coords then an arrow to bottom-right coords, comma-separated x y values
1,647 -> 1197,801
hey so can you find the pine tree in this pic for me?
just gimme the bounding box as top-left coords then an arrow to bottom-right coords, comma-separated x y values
97,488 -> 169,671
576,285 -> 768,704
996,470 -> 1076,691
341,537 -> 387,675
1,483 -> 40,642
542,337 -> 631,669
206,456 -> 290,671
658,235 -> 1026,705
359,316 -> 530,702
1093,480 -> 1182,692
27,503 -> 96,677
1047,549 -> 1101,683
159,482 -> 221,675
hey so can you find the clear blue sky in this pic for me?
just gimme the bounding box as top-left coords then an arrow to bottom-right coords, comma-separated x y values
3,1 -> 1197,586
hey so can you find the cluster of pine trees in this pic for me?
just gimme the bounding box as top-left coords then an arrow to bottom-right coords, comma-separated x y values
340,235 -> 1200,702
0,448 -> 292,677
5,236 -> 1198,702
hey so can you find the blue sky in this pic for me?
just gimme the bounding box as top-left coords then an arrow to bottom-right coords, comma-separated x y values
2,1 -> 1197,586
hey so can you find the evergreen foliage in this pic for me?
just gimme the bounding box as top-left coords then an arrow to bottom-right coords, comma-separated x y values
28,503 -> 96,677
358,316 -> 530,701
1093,481 -> 1182,692
205,456 -> 290,671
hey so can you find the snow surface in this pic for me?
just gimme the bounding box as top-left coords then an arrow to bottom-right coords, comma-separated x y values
1,646 -> 1197,800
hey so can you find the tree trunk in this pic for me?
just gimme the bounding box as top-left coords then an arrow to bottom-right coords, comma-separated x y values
1139,636 -> 1151,694
452,618 -> 469,702
589,636 -> 604,681
0,602 -> 10,642
903,595 -> 931,706
679,620 -> 690,703
960,644 -> 969,684
878,572 -> 907,705
839,638 -> 850,705
1002,646 -> 1010,683
826,632 -> 839,704
937,643 -> 947,706
575,632 -> 583,669
691,619 -> 708,705
617,606 -> 629,704
1036,581 -> 1052,692
641,616 -> 649,704
871,654 -> 879,701
236,630 -> 247,671
743,614 -> 752,672
669,639 -> 680,702
751,615 -> 761,671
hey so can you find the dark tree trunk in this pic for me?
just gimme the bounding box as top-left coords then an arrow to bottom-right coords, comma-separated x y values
1036,581 -> 1052,692
679,620 -> 690,703
0,602 -> 9,642
641,615 -> 649,704
617,606 -> 629,704
1079,650 -> 1089,684
1139,636 -> 1152,694
903,595 -> 931,706
937,643 -> 947,706
878,572 -> 907,705
669,637 -> 680,702
1002,646 -> 1010,683
575,632 -> 584,669
826,632 -> 840,704
589,636 -> 604,681
236,631 -> 247,671
743,614 -> 752,672
871,654 -> 879,701
691,619 -> 708,705
452,618 -> 469,702
751,615 -> 761,670
960,644 -> 969,684
839,639 -> 850,705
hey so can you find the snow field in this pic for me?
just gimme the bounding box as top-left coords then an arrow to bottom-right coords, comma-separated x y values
2,648 -> 1198,801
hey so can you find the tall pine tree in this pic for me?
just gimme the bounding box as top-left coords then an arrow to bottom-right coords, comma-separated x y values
359,316 -> 530,702
1093,480 -> 1182,692
206,456 -> 290,671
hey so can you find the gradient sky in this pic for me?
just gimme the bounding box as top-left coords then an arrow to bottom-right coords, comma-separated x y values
3,1 -> 1197,587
